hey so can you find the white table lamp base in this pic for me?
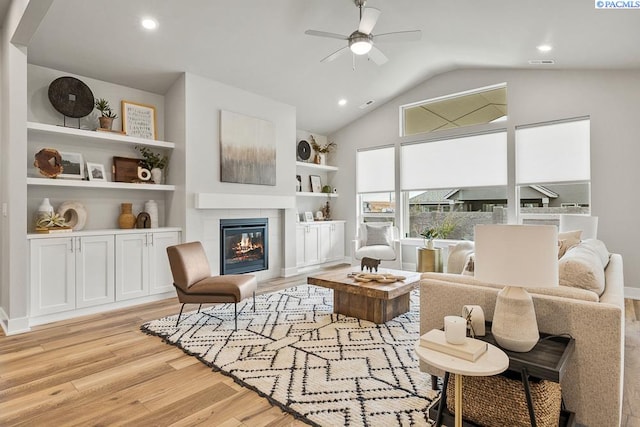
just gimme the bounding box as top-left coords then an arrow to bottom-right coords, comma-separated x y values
492,286 -> 539,352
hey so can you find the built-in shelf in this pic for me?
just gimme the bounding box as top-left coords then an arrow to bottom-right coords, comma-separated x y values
296,191 -> 338,198
27,121 -> 175,149
27,177 -> 175,191
295,161 -> 338,172
27,227 -> 182,239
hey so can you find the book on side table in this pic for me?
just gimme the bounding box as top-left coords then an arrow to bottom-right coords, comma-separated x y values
419,329 -> 488,362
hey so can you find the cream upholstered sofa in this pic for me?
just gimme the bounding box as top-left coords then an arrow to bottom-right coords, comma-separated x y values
419,244 -> 625,427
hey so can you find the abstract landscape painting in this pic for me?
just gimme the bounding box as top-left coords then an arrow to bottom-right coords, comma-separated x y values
220,110 -> 276,186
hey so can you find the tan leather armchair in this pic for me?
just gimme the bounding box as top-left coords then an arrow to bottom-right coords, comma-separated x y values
166,241 -> 257,329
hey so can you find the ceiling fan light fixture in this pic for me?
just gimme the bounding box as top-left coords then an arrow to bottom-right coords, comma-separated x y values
349,33 -> 372,55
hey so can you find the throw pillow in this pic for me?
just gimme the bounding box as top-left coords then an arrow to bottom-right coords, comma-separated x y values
365,224 -> 392,247
462,254 -> 475,276
581,239 -> 611,268
559,242 -> 606,295
447,241 -> 475,274
558,229 -> 582,258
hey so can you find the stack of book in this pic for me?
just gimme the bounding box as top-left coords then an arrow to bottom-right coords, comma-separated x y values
419,329 -> 488,362
35,226 -> 73,234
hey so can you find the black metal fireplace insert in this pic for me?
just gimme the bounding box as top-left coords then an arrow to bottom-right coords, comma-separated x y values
220,218 -> 268,275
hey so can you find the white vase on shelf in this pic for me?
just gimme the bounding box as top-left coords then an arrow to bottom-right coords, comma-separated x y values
144,200 -> 159,228
150,168 -> 162,184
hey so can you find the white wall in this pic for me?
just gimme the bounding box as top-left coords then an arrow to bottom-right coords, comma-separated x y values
330,68 -> 640,288
183,73 -> 297,280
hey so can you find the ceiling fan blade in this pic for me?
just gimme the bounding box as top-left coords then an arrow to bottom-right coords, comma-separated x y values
373,30 -> 422,43
358,7 -> 381,34
321,46 -> 349,63
368,46 -> 388,65
305,30 -> 348,40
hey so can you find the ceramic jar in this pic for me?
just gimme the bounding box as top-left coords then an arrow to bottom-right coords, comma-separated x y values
35,198 -> 54,228
118,203 -> 136,229
144,200 -> 158,228
150,168 -> 162,184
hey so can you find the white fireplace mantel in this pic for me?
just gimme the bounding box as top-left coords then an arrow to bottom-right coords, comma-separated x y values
195,193 -> 296,210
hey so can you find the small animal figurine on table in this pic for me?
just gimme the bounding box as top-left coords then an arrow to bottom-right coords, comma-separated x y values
361,257 -> 381,272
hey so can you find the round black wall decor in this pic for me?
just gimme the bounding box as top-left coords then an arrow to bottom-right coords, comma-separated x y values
48,76 -> 95,118
297,140 -> 311,161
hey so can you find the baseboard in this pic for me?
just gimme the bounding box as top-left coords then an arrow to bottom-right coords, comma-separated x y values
624,287 -> 640,300
27,292 -> 176,328
0,307 -> 31,336
281,266 -> 299,278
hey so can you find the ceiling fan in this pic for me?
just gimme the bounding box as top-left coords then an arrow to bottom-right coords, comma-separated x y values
305,0 -> 422,65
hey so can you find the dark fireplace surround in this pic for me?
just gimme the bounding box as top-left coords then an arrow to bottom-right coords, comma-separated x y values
220,218 -> 268,275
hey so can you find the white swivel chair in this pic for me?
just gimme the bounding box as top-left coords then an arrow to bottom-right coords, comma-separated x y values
352,222 -> 402,269
559,214 -> 598,239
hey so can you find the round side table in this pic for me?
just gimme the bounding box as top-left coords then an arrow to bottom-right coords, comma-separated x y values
415,341 -> 509,427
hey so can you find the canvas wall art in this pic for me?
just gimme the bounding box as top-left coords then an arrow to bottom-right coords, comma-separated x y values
220,110 -> 276,186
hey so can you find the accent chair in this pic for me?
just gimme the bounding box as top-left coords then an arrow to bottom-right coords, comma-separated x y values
166,241 -> 257,329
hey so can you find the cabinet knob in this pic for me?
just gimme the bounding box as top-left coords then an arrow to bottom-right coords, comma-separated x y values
70,238 -> 74,253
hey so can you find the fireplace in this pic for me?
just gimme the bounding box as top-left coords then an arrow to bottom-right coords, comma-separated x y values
220,218 -> 268,275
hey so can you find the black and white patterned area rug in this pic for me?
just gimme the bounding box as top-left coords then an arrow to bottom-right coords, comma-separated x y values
141,284 -> 438,426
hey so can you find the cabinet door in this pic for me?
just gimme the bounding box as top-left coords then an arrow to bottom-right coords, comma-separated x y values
329,222 -> 345,261
304,225 -> 320,265
115,233 -> 149,301
148,231 -> 180,295
296,225 -> 306,267
30,238 -> 76,316
319,223 -> 332,262
76,235 -> 115,308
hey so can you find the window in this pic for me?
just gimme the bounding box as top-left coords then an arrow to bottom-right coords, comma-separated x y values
357,146 -> 395,224
401,84 -> 507,137
516,118 -> 591,225
401,131 -> 508,239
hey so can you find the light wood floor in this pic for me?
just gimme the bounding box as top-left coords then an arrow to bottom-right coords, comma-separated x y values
1,271 -> 638,426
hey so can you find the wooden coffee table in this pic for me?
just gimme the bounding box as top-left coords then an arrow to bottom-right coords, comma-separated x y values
307,266 -> 420,323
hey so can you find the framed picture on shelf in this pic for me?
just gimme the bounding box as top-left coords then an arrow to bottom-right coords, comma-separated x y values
86,162 -> 107,181
310,175 -> 322,193
58,152 -> 85,179
296,174 -> 302,192
304,211 -> 314,222
121,100 -> 157,140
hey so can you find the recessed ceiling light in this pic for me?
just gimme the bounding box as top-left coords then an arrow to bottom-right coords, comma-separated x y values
537,44 -> 552,52
338,99 -> 347,106
141,18 -> 158,30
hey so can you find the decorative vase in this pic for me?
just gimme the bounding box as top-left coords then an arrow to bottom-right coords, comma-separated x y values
99,116 -> 114,130
35,198 -> 54,228
426,239 -> 434,250
315,153 -> 326,165
150,167 -> 162,184
144,200 -> 158,228
118,203 -> 136,229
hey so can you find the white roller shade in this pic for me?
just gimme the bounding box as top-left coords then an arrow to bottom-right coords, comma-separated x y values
400,131 -> 507,190
357,146 -> 395,193
516,119 -> 590,185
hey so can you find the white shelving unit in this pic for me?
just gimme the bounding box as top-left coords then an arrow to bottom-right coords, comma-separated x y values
296,191 -> 338,198
28,121 -> 175,149
27,177 -> 175,191
295,161 -> 338,172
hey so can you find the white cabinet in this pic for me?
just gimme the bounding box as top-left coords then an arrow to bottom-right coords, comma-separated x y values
296,221 -> 345,268
296,224 -> 321,267
328,222 -> 345,261
75,235 -> 115,308
116,230 -> 179,301
30,238 -> 76,316
30,234 -> 114,316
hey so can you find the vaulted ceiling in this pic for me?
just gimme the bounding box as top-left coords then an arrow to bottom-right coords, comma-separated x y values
22,0 -> 640,135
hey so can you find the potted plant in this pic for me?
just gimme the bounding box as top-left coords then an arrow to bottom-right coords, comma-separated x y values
309,135 -> 336,165
136,146 -> 168,184
420,227 -> 439,250
95,98 -> 118,130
